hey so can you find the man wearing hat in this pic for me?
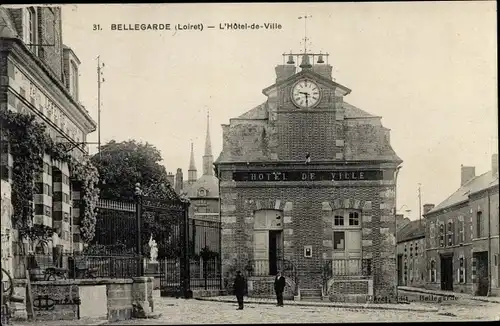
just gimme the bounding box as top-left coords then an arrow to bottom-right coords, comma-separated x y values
274,270 -> 286,307
233,270 -> 246,310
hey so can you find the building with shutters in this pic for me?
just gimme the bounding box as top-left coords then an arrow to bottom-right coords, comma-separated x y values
214,48 -> 402,302
0,6 -> 96,275
396,213 -> 429,288
424,154 -> 499,296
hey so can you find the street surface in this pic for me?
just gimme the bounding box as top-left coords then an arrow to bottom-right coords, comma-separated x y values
105,297 -> 500,324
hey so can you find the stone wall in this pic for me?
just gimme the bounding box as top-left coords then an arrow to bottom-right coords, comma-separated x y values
12,278 -> 155,322
247,277 -> 295,300
220,180 -> 397,299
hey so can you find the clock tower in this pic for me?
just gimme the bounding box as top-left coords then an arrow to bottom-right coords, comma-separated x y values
263,51 -> 352,162
215,45 -> 402,303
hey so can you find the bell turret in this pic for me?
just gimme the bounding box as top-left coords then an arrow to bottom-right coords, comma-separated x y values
300,54 -> 312,69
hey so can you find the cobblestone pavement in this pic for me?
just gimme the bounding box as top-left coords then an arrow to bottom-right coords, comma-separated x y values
104,297 -> 500,324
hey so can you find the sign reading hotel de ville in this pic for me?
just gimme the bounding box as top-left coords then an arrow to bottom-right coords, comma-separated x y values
232,170 -> 384,182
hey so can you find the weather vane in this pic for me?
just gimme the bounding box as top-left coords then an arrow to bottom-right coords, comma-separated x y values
298,15 -> 312,53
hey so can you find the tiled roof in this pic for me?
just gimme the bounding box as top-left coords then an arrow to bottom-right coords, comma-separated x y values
427,171 -> 499,214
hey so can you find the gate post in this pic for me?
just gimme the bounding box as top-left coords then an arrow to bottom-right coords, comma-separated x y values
134,183 -> 144,277
181,201 -> 192,298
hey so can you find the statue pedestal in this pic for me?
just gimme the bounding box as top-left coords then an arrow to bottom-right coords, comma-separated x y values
146,261 -> 159,274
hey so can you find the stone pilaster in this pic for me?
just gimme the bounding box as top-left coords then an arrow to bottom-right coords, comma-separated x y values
52,160 -> 71,253
131,277 -> 154,318
375,186 -> 396,299
71,180 -> 83,253
33,153 -> 53,231
220,191 -> 238,279
321,202 -> 333,261
283,201 -> 294,261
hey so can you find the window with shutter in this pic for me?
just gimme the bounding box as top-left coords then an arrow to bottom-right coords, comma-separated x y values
459,257 -> 465,283
464,257 -> 467,283
430,260 -> 436,282
439,223 -> 444,247
447,221 -> 453,246
458,219 -> 464,244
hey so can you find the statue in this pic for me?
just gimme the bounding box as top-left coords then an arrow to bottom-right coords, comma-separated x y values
148,235 -> 158,264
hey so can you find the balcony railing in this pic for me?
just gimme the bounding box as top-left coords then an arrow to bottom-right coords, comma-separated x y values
245,259 -> 297,283
322,258 -> 372,279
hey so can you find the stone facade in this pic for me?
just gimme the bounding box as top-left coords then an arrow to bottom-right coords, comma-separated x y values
0,6 -> 97,257
424,158 -> 499,296
214,53 -> 402,301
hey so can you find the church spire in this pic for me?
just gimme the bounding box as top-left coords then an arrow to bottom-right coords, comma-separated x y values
203,108 -> 214,175
188,142 -> 197,183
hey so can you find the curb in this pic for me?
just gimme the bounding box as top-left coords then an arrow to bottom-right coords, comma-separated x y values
11,319 -> 109,326
195,297 -> 439,313
398,287 -> 500,304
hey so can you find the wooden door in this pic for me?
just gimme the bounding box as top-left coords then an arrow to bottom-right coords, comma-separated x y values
332,229 -> 362,276
253,230 -> 269,275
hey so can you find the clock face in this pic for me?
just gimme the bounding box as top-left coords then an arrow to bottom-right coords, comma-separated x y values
291,79 -> 321,108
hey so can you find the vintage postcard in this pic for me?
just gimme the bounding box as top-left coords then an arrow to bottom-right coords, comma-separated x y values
0,2 -> 498,324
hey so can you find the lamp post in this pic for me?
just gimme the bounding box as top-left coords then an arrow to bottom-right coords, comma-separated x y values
134,183 -> 143,277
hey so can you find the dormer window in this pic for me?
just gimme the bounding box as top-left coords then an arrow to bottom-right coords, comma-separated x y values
26,7 -> 38,54
70,61 -> 79,100
198,188 -> 206,197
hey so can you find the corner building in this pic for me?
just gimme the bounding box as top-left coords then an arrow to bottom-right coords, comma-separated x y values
214,51 -> 402,302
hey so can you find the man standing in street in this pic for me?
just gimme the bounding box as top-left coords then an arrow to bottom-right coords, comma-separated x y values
274,270 -> 286,307
233,270 -> 246,310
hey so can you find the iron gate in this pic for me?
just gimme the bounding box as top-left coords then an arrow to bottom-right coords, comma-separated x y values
140,194 -> 191,298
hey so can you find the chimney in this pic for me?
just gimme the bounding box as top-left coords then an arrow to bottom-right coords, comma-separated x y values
174,168 -> 183,194
166,173 -> 175,187
492,154 -> 498,176
423,204 -> 435,216
312,64 -> 333,80
275,65 -> 296,83
460,165 -> 475,186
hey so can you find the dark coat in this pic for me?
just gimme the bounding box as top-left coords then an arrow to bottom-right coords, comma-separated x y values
233,274 -> 246,296
274,275 -> 286,293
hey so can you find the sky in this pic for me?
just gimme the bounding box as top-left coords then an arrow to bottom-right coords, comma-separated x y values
53,2 -> 497,221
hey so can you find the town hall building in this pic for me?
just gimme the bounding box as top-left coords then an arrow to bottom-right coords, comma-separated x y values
214,50 -> 402,302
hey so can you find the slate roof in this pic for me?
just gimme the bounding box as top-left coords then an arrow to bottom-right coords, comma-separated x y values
427,171 -> 499,215
397,219 -> 426,243
184,174 -> 219,198
235,102 -> 268,120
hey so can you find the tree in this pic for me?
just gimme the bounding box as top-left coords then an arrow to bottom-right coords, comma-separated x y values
90,140 -> 182,256
90,140 -> 171,201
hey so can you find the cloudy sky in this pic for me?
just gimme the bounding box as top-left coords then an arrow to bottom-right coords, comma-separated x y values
55,2 -> 496,220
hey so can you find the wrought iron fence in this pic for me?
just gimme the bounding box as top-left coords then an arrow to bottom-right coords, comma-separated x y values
90,199 -> 138,255
189,257 -> 221,290
12,253 -> 141,280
